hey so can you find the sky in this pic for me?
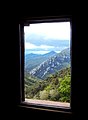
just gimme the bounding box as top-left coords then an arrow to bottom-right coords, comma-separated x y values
24,22 -> 71,54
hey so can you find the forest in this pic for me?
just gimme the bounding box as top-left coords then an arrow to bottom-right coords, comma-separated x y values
25,67 -> 71,103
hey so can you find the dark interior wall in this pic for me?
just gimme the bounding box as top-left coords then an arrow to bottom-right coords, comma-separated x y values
2,5 -> 84,119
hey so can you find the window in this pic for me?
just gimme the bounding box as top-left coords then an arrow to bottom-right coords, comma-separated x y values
19,16 -> 72,113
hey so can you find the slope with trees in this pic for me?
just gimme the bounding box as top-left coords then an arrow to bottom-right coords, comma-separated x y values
25,67 -> 71,102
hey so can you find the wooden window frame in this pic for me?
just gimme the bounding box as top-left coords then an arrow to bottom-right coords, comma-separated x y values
19,15 -> 72,114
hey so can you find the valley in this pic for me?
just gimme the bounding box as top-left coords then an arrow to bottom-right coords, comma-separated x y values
25,48 -> 71,103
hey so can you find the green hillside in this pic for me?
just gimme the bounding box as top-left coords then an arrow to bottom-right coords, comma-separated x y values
25,67 -> 71,102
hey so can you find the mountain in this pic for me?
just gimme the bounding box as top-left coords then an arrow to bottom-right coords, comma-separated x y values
25,51 -> 57,72
29,48 -> 70,79
42,51 -> 57,57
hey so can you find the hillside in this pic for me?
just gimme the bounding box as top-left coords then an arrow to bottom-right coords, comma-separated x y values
25,67 -> 71,102
29,48 -> 70,79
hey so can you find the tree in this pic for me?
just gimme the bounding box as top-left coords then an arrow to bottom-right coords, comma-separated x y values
39,90 -> 49,100
58,76 -> 70,102
49,89 -> 59,101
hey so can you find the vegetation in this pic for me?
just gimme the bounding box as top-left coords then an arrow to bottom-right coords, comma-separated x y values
25,67 -> 71,103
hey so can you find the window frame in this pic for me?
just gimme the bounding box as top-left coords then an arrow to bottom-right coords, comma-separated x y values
19,15 -> 72,114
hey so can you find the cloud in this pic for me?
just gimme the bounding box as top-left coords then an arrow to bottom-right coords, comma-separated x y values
25,42 -> 54,50
25,42 -> 37,49
39,45 -> 54,50
24,22 -> 71,41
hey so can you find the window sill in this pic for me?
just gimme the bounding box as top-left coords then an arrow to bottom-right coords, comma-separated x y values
19,99 -> 72,114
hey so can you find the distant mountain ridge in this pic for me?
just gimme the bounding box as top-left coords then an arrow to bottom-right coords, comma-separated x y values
29,48 -> 70,79
25,51 -> 57,72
